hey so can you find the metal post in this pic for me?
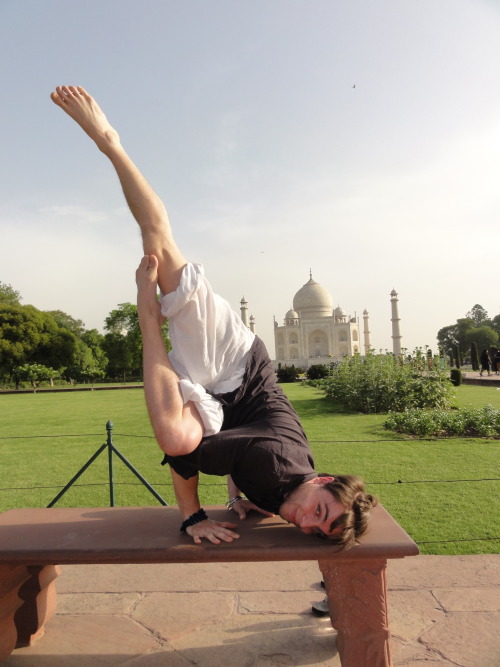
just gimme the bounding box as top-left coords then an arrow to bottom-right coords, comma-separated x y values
47,420 -> 168,507
106,420 -> 115,507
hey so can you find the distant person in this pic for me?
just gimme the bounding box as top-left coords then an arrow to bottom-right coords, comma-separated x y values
51,85 -> 376,547
479,348 -> 491,376
494,349 -> 500,375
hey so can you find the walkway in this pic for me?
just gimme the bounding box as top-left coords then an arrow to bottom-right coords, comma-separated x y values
461,371 -> 500,387
5,555 -> 500,666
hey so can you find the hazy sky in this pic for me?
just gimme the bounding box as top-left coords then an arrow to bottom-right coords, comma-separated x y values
1,0 -> 499,357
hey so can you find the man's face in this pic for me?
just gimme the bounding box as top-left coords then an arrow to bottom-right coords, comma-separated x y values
279,477 -> 345,538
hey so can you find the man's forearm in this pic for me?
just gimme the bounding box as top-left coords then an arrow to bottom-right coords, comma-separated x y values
227,475 -> 242,500
170,468 -> 201,519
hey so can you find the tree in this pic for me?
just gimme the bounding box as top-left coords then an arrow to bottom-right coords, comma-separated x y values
0,305 -> 48,377
0,282 -> 22,306
470,342 -> 479,371
13,363 -> 58,392
437,305 -> 500,361
105,302 -> 140,335
104,303 -> 143,379
81,329 -> 108,374
464,326 -> 499,352
104,302 -> 170,379
102,331 -> 135,379
437,324 -> 460,354
46,310 -> 86,337
491,314 -> 500,338
0,304 -> 77,380
34,325 -> 78,370
64,339 -> 105,385
466,304 -> 489,326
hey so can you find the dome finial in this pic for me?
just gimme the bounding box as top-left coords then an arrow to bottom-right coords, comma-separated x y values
309,268 -> 312,280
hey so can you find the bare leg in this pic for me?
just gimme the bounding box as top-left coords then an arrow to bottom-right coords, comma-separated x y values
51,85 -> 203,456
50,85 -> 184,295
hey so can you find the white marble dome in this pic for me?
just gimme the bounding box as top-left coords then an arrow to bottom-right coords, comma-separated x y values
293,275 -> 333,318
285,308 -> 299,319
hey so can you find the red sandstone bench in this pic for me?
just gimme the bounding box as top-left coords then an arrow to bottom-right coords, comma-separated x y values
0,504 -> 418,666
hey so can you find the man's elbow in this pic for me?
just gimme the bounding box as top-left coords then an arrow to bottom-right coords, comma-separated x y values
156,422 -> 203,458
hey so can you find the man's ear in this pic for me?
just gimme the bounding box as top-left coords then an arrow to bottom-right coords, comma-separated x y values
312,476 -> 335,485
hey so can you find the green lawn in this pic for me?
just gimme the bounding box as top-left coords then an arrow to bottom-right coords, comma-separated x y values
0,383 -> 498,555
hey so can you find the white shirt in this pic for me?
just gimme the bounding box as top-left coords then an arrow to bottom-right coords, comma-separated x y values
160,262 -> 254,436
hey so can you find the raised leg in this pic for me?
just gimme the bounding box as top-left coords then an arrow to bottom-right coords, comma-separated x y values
50,85 -> 204,457
318,558 -> 392,667
50,85 -> 185,295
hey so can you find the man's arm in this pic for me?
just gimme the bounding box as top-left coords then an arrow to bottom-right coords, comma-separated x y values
170,468 -> 240,544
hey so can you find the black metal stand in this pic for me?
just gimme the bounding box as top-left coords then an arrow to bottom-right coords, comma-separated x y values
47,420 -> 168,507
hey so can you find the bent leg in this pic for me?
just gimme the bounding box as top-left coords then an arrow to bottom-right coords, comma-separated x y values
50,85 -> 184,295
136,255 -> 204,456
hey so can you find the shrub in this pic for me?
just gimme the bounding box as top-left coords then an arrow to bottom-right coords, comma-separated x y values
276,365 -> 300,383
319,349 -> 453,413
383,405 -> 500,437
470,343 -> 479,371
450,368 -> 462,386
306,364 -> 330,380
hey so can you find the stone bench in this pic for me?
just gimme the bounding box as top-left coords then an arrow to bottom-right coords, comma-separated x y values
0,504 -> 418,666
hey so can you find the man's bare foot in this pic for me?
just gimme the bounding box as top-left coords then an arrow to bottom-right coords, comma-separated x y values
50,86 -> 120,154
136,255 -> 163,328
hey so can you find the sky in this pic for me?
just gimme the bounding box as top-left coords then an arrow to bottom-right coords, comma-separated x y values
1,0 -> 499,358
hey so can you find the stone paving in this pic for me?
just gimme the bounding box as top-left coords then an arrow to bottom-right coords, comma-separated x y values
4,554 -> 499,666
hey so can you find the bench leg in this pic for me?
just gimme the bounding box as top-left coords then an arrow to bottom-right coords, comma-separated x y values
318,557 -> 392,667
14,564 -> 60,648
0,564 -> 32,660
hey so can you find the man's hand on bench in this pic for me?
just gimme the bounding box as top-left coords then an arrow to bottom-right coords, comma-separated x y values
229,498 -> 275,521
186,518 -> 240,544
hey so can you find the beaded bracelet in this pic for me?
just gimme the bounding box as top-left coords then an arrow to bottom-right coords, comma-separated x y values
180,508 -> 208,532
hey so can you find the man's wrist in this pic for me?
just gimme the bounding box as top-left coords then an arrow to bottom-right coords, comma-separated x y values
180,508 -> 208,532
226,495 -> 244,509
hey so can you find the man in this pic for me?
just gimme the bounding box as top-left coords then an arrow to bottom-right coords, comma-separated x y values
51,85 -> 376,547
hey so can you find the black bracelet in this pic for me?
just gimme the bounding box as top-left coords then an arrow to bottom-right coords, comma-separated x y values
180,508 -> 208,533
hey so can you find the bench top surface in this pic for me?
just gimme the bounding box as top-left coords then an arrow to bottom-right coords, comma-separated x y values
0,504 -> 418,565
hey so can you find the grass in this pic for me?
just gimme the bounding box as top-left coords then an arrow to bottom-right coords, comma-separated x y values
0,383 -> 498,555
280,383 -> 499,556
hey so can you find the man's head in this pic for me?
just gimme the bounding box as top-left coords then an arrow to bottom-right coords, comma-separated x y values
279,474 -> 377,549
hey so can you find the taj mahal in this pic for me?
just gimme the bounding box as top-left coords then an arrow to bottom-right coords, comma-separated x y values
240,272 -> 403,369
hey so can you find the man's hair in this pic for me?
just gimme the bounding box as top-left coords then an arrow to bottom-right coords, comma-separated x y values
318,474 -> 378,550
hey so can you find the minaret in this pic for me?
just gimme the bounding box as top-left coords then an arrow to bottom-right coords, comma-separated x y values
249,315 -> 256,333
362,309 -> 371,354
240,296 -> 249,327
390,289 -> 402,355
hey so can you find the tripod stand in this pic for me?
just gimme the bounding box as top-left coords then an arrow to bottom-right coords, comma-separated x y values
47,421 -> 167,507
